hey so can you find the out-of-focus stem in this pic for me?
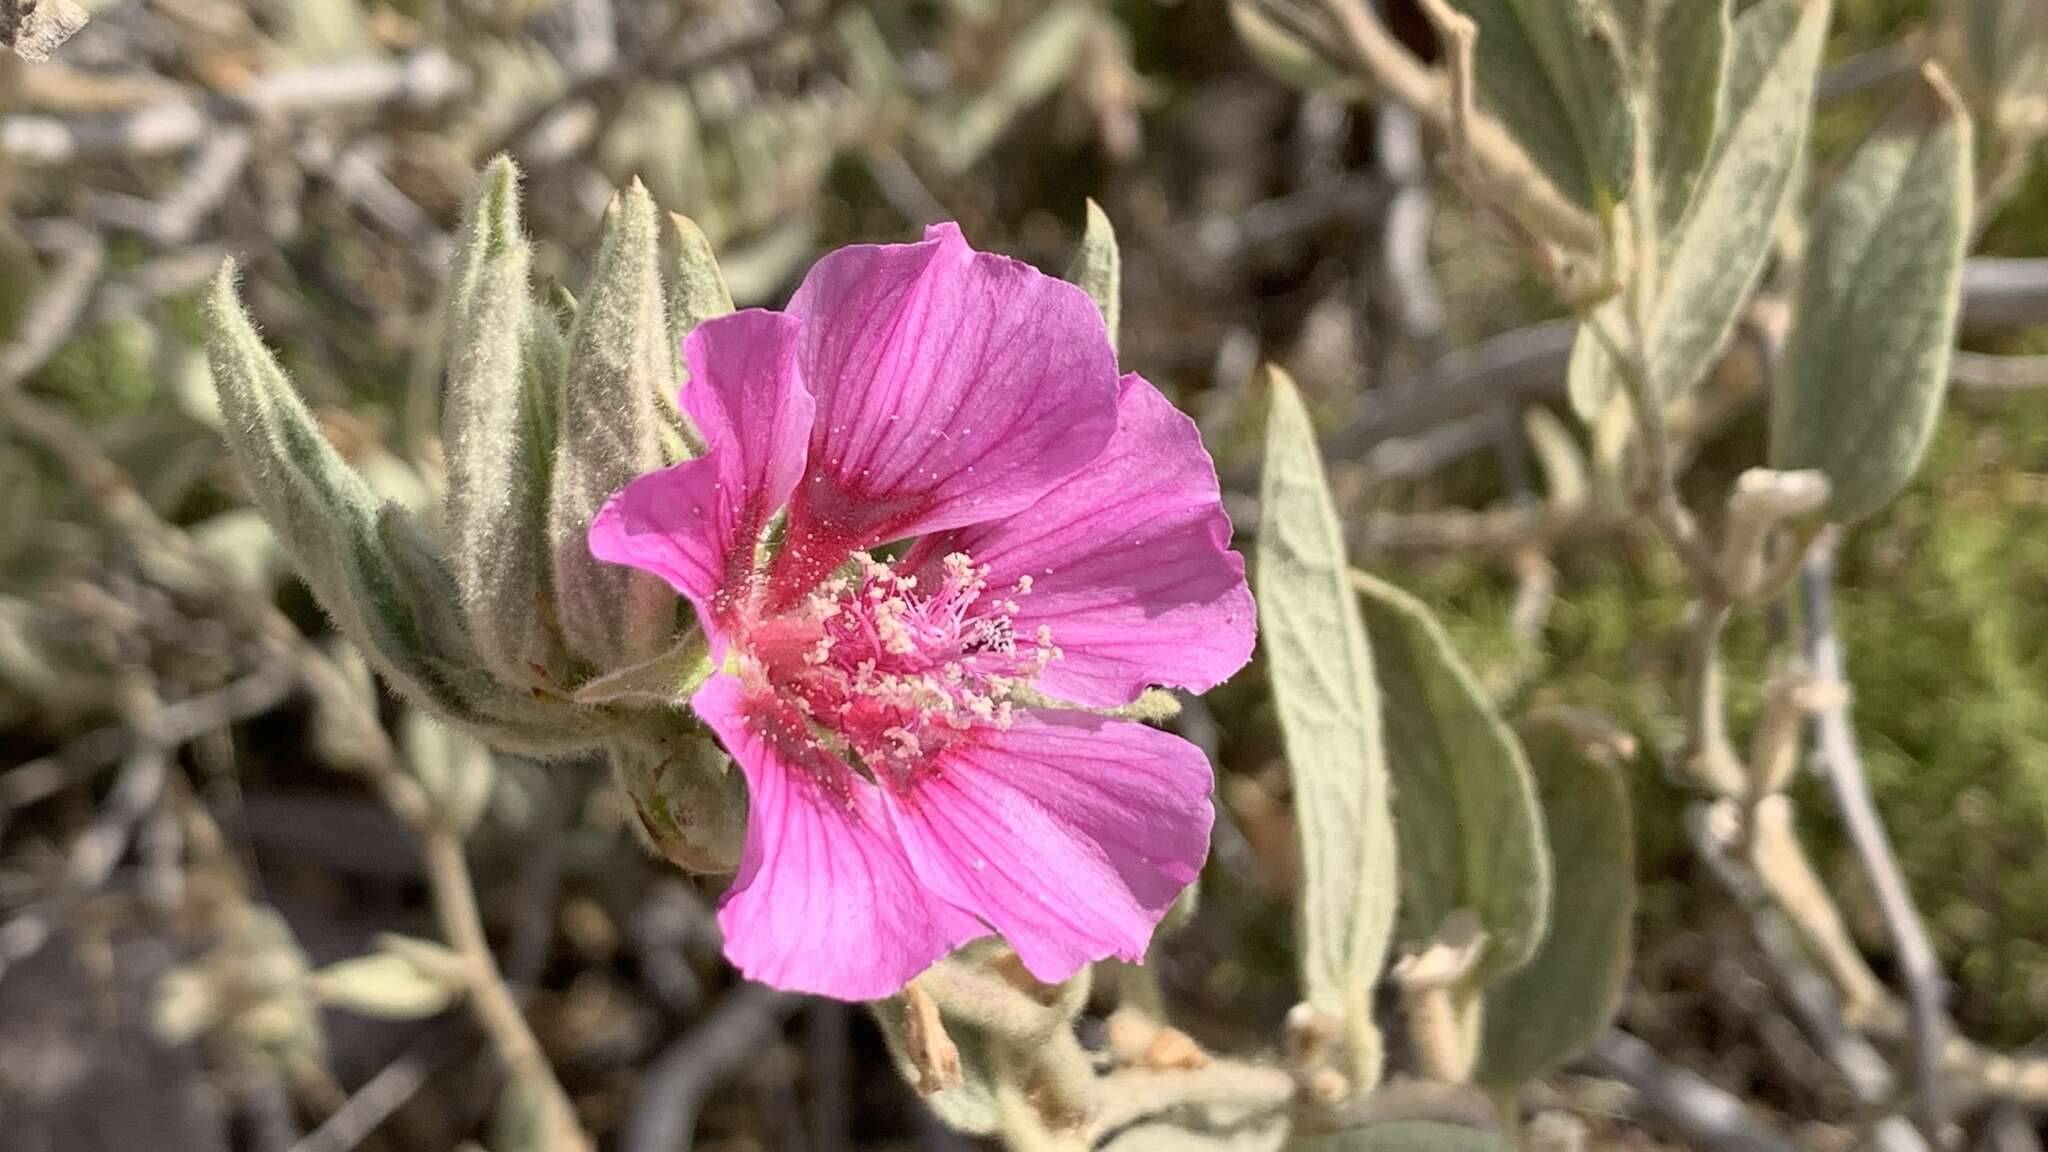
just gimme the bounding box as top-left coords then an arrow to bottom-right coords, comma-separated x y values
1315,0 -> 1602,253
422,824 -> 592,1152
1801,531 -> 1950,1140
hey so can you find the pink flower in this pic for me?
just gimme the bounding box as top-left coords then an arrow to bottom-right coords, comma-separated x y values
588,223 -> 1255,1000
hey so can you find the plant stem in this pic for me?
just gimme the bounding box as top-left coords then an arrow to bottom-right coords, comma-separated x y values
1800,531 -> 1950,1142
1314,0 -> 1602,253
424,825 -> 593,1152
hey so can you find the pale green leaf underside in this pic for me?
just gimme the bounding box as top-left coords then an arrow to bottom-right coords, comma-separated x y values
1477,725 -> 1636,1086
1771,75 -> 1973,521
1352,571 -> 1551,983
1449,0 -> 1633,208
1256,369 -> 1397,1086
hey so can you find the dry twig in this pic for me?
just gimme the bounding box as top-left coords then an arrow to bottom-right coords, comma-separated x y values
1801,529 -> 1952,1141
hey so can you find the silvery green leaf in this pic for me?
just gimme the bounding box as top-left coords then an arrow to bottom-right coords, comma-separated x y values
189,509 -> 284,592
611,729 -> 746,872
1476,723 -> 1635,1086
1351,571 -> 1550,983
1257,367 -> 1397,1088
1227,0 -> 1358,96
1564,308 -> 1620,425
205,263 -> 459,716
1771,68 -> 1973,523
667,211 -> 735,347
278,0 -> 378,63
400,709 -> 497,835
1579,0 -> 1828,407
1612,0 -> 1731,238
442,159 -> 571,689
1648,0 -> 1826,400
873,955 -> 1091,1136
208,266 -> 600,757
1301,1122 -> 1513,1152
1065,199 -> 1121,352
549,182 -> 680,670
1447,0 -> 1633,208
1960,0 -> 2048,131
151,966 -> 219,1045
447,157 -> 520,325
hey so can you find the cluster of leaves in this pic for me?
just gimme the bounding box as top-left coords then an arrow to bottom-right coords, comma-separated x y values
205,161 -> 748,868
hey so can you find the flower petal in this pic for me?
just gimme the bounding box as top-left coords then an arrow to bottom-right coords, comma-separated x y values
766,223 -> 1121,605
909,375 -> 1254,707
693,674 -> 985,1000
588,310 -> 812,648
884,712 -> 1214,983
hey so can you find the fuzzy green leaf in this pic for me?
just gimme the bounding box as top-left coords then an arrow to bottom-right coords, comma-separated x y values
870,997 -> 1002,1135
1772,69 -> 1973,523
549,182 -> 681,670
1577,0 -> 1828,411
1524,406 -> 1588,512
1613,0 -> 1731,238
1448,0 -> 1633,208
1351,571 -> 1551,983
1649,0 -> 1826,400
208,263 -> 599,757
1257,368 -> 1397,1088
1066,199 -> 1122,351
871,953 -> 1091,1137
667,211 -> 735,345
1564,305 -> 1621,426
442,159 -> 571,690
1960,0 -> 2048,133
1476,724 -> 1635,1086
205,263 -> 455,716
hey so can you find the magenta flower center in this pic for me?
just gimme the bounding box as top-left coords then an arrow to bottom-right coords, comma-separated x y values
743,551 -> 1061,789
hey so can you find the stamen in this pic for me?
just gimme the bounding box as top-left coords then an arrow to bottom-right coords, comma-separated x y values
744,548 -> 1060,785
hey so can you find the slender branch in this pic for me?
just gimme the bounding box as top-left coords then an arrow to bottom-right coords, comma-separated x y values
623,983 -> 804,1152
1312,0 -> 1603,252
1412,0 -> 1474,161
287,1025 -> 474,1152
1951,351 -> 2048,393
0,231 -> 590,1152
1686,801 -> 1902,1111
1582,306 -> 1722,592
1586,1030 -> 1806,1152
423,825 -> 591,1152
2,662 -> 295,818
1801,529 -> 1951,1141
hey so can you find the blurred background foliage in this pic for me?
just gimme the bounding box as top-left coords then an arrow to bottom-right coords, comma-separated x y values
3,0 -> 2047,1147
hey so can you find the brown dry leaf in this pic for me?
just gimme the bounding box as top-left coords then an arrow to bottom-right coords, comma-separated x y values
902,980 -> 963,1096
